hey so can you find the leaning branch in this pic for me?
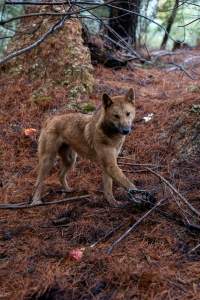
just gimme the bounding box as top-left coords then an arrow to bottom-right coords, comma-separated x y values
147,168 -> 200,218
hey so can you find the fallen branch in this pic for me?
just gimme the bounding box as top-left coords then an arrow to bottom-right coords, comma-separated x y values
0,194 -> 90,210
167,62 -> 195,79
151,50 -> 175,57
107,197 -> 166,254
147,168 -> 200,218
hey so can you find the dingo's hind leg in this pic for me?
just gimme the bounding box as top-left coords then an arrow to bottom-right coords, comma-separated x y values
58,143 -> 77,192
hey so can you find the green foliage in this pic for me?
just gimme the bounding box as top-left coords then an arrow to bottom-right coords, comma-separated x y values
30,86 -> 53,106
81,102 -> 96,113
142,0 -> 200,49
158,0 -> 175,23
0,1 -> 24,55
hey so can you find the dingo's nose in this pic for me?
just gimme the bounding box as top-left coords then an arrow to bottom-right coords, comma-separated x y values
122,127 -> 131,135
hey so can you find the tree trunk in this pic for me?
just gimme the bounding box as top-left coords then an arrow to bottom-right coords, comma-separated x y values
161,0 -> 179,49
109,0 -> 141,46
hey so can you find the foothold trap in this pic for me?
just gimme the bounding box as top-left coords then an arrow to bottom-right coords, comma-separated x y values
128,189 -> 156,208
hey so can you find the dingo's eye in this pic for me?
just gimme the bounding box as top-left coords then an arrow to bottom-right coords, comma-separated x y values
126,112 -> 130,116
114,114 -> 120,119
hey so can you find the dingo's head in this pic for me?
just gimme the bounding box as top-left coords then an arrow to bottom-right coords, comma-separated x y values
102,88 -> 135,136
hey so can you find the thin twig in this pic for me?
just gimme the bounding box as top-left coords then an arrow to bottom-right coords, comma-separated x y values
118,161 -> 158,167
5,0 -> 69,4
90,223 -> 124,248
3,0 -> 121,25
179,17 -> 200,27
0,12 -> 66,25
179,1 -> 200,8
1,9 -> 133,25
118,157 -> 158,166
0,194 -> 90,210
147,168 -> 200,218
188,243 -> 200,254
107,197 -> 166,254
122,169 -> 147,173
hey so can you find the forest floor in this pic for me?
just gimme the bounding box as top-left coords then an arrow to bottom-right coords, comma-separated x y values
0,47 -> 200,300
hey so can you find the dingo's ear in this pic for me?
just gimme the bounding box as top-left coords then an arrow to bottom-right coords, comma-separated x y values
102,93 -> 113,109
126,88 -> 135,105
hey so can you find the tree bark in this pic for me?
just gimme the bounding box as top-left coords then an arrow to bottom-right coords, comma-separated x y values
109,0 -> 141,46
161,0 -> 179,49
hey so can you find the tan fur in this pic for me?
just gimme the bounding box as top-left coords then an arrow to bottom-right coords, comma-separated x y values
32,89 -> 136,207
